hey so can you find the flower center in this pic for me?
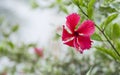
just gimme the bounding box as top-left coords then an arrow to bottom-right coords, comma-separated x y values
74,31 -> 79,36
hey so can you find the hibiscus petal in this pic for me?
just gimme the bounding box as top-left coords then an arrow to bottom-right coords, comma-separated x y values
66,13 -> 80,32
62,25 -> 73,41
72,37 -> 84,53
77,20 -> 95,36
73,37 -> 81,51
64,38 -> 74,47
77,36 -> 92,53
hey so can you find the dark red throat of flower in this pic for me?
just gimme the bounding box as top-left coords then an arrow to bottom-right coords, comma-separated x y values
74,31 -> 79,37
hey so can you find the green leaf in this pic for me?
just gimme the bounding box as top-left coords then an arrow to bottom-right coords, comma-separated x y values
54,33 -> 61,40
60,5 -> 68,14
115,41 -> 120,53
112,23 -> 120,39
99,6 -> 117,15
86,67 -> 93,75
72,0 -> 79,6
95,47 -> 119,60
105,23 -> 112,39
11,24 -> 19,32
111,2 -> 120,10
3,32 -> 10,38
87,0 -> 96,19
91,33 -> 102,41
28,43 -> 36,47
0,17 -> 4,24
103,0 -> 114,5
56,0 -> 62,3
0,44 -> 5,51
48,3 -> 55,8
79,0 -> 83,6
101,13 -> 118,29
73,0 -> 83,6
30,0 -> 39,9
7,41 -> 14,49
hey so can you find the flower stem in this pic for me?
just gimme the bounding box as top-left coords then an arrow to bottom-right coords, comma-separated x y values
95,24 -> 120,57
77,5 -> 120,57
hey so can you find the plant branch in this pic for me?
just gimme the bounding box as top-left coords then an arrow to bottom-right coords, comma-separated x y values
78,5 -> 89,18
77,5 -> 120,57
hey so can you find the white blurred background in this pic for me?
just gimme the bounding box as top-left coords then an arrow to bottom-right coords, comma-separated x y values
0,0 -> 65,46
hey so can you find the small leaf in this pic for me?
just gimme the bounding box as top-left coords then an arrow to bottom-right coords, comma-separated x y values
0,44 -> 4,51
30,0 -> 39,9
95,47 -> 119,60
28,43 -> 36,47
7,41 -> 14,49
115,41 -> 120,53
0,17 -> 4,24
79,0 -> 83,6
99,6 -> 117,15
60,5 -> 68,14
73,0 -> 83,6
111,2 -> 120,10
12,24 -> 19,32
0,43 -> 6,53
91,33 -> 102,41
105,23 -> 112,39
48,3 -> 55,8
87,0 -> 96,19
54,33 -> 61,40
101,13 -> 118,29
56,0 -> 62,3
112,23 -> 120,39
72,0 -> 79,6
86,67 -> 93,75
3,32 -> 10,38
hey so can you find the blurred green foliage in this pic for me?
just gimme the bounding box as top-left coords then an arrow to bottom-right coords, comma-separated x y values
0,17 -> 38,74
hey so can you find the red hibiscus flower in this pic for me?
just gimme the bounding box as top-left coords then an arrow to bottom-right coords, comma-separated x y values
34,48 -> 43,57
62,13 -> 95,53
